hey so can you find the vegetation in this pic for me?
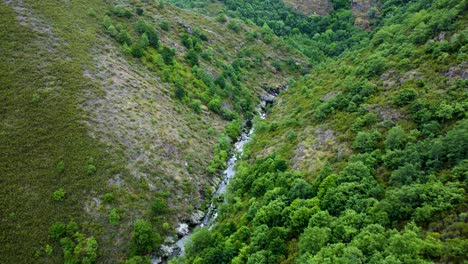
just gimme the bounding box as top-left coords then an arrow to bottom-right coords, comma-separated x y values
1,0 -> 466,263
175,0 -> 468,263
0,0 -> 303,262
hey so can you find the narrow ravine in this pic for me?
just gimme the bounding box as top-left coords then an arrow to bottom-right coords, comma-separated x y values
151,125 -> 255,264
177,126 -> 254,255
153,88 -> 284,263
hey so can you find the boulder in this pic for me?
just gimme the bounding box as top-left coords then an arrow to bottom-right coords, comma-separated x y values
189,210 -> 205,225
176,223 -> 189,237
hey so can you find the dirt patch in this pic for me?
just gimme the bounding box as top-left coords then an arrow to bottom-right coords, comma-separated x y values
282,0 -> 332,16
442,61 -> 468,80
292,126 -> 348,173
368,105 -> 404,122
3,0 -> 60,51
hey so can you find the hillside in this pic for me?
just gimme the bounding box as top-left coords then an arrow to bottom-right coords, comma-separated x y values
0,0 -> 305,263
174,0 -> 468,263
1,0 -> 467,263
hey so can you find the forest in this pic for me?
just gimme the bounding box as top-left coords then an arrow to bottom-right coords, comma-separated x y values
171,0 -> 468,263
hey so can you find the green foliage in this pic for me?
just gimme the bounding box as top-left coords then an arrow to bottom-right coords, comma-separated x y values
160,21 -> 170,31
112,5 -> 133,18
87,164 -> 97,175
394,88 -> 418,106
225,120 -> 242,140
102,193 -> 115,203
109,208 -> 121,226
52,189 -> 66,201
131,220 -> 161,255
227,20 -> 241,33
352,130 -> 382,153
46,221 -> 99,263
385,125 -> 407,150
185,49 -> 199,66
151,197 -> 168,215
117,30 -> 133,46
56,161 -> 65,173
49,223 -> 66,240
160,46 -> 176,65
125,256 -> 151,264
45,244 -> 53,256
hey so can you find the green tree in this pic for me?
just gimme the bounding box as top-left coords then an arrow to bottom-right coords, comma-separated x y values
385,125 -> 407,150
131,220 -> 160,255
352,130 -> 381,153
299,226 -> 331,255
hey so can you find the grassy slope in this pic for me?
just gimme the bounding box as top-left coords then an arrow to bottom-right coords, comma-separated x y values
0,0 -> 307,262
0,1 -> 117,262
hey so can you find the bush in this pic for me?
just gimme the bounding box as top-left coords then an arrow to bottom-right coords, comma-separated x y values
160,21 -> 170,31
52,189 -> 66,201
87,164 -> 97,175
186,49 -> 199,66
45,244 -> 53,256
352,131 -> 382,153
112,6 -> 133,18
216,14 -> 227,23
125,256 -> 151,264
136,7 -> 144,16
102,193 -> 115,203
49,223 -> 66,240
160,46 -> 175,65
385,125 -> 407,150
191,99 -> 202,114
394,88 -> 418,106
117,30 -> 132,46
56,161 -> 65,173
151,198 -> 168,215
228,20 -> 241,33
208,97 -> 222,113
131,220 -> 161,255
109,209 -> 121,226
226,120 -> 242,140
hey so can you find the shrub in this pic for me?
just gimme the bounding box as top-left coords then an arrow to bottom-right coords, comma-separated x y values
45,244 -> 53,256
160,46 -> 175,65
208,97 -> 222,113
228,20 -> 241,33
109,209 -> 121,226
131,220 -> 161,255
87,164 -> 97,175
125,256 -> 151,264
394,88 -> 418,106
52,189 -> 66,201
385,125 -> 407,150
352,131 -> 382,153
160,21 -> 170,31
186,49 -> 199,66
151,198 -> 168,215
117,30 -> 132,46
226,120 -> 242,140
191,99 -> 202,114
56,161 -> 65,173
102,193 -> 115,203
215,14 -> 227,23
136,19 -> 149,34
49,223 -> 66,240
136,7 -> 144,16
112,6 -> 133,18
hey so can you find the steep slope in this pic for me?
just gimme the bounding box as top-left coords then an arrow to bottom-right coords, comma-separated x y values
178,0 -> 467,263
0,0 -> 306,263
